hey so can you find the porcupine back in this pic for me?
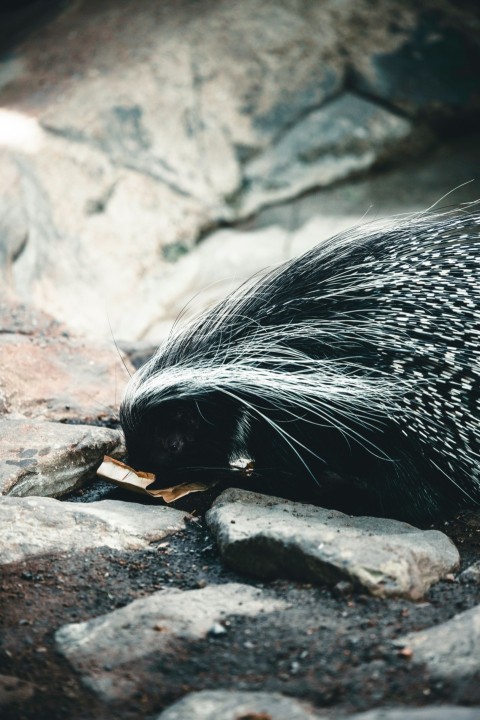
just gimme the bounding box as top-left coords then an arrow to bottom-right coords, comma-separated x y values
121,210 -> 480,523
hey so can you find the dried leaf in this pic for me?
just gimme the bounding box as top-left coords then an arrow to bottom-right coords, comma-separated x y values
97,456 -> 155,491
149,481 -> 212,503
97,456 -> 213,502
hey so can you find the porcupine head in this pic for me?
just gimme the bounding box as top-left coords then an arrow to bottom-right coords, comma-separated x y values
120,386 -> 241,484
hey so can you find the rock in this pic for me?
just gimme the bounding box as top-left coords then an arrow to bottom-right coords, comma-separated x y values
460,561 -> 480,584
395,604 -> 480,680
0,417 -> 122,497
55,583 -> 287,702
206,489 -> 460,599
157,695 -> 480,720
346,706 -> 480,720
0,674 -> 35,708
250,135 -> 480,241
123,136 -> 480,341
132,225 -> 289,338
118,340 -> 157,370
352,13 -> 480,121
0,153 -> 28,285
2,1 -> 471,340
0,299 -> 61,335
0,0 -> 341,340
156,689 -> 317,720
240,93 -> 421,216
0,496 -> 188,564
0,300 -> 131,423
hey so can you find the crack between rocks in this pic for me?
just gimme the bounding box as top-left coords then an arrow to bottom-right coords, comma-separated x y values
267,86 -> 348,148
0,328 -> 36,336
224,84 -> 384,213
10,231 -> 28,264
345,67 -> 415,122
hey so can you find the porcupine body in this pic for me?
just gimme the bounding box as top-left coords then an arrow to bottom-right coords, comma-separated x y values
120,210 -> 480,523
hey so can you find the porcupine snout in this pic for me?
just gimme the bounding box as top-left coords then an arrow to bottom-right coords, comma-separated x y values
120,394 -> 239,483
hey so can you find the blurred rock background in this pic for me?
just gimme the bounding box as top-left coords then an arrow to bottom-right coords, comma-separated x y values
0,0 -> 479,342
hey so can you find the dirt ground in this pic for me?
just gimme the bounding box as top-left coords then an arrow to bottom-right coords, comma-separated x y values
1,481 -> 480,720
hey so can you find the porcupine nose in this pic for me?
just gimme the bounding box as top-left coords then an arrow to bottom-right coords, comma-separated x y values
165,436 -> 184,455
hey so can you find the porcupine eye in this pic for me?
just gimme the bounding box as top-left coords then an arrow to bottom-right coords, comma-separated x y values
164,436 -> 184,455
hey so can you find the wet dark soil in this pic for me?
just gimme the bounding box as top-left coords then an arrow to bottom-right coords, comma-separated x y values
1,486 -> 479,720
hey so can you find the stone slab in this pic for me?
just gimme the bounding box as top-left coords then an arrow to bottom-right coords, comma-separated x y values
395,604 -> 480,681
0,417 -> 123,497
206,489 -> 460,599
0,496 -> 188,565
56,583 -> 287,702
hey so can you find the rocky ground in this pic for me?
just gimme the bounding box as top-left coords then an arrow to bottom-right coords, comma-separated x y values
1,283 -> 479,720
1,472 -> 480,719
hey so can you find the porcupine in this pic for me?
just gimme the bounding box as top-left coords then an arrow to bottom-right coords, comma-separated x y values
120,210 -> 480,523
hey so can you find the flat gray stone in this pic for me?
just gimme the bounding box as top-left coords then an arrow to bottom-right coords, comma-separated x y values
156,689 -> 318,720
241,93 -> 416,216
157,693 -> 480,720
0,496 -> 188,565
0,328 -> 131,425
0,417 -> 123,496
55,583 -> 287,702
206,489 -> 460,599
395,604 -> 480,680
347,707 -> 480,720
459,561 -> 480,584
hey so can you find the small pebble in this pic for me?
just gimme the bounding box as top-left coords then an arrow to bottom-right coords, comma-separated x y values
208,622 -> 227,636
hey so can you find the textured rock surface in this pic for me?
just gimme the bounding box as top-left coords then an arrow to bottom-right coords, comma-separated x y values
1,1 -> 477,340
347,707 -> 480,720
157,694 -> 480,720
0,332 -> 123,423
156,689 -> 318,720
396,604 -> 480,680
460,561 -> 480,584
206,489 -> 460,599
121,137 -> 480,340
0,300 -> 130,423
56,583 -> 287,702
0,4 -> 479,719
240,92 -> 419,216
0,674 -> 35,709
0,417 -> 122,496
134,224 -> 290,338
0,497 -> 188,564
